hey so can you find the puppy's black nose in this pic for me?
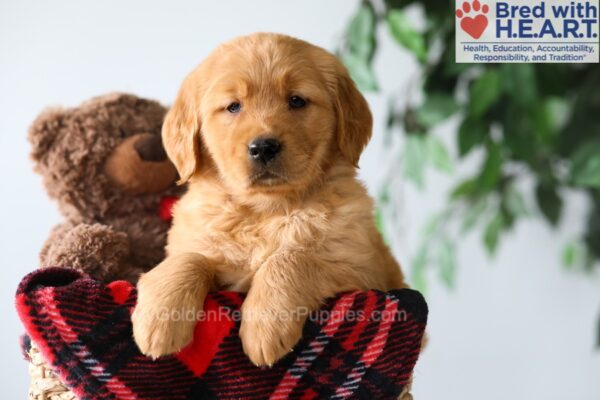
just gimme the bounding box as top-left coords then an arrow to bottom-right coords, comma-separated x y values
248,138 -> 281,164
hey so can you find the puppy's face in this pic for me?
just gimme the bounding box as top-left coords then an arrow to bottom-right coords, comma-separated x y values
163,33 -> 372,201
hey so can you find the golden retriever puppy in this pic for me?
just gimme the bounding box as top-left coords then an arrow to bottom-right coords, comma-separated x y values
132,32 -> 408,367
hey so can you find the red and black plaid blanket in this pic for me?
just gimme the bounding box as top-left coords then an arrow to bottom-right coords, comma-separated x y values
16,267 -> 427,400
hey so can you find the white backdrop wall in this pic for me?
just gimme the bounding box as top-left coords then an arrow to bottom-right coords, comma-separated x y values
1,1 -> 599,398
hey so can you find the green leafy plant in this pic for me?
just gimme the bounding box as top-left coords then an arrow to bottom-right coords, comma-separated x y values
339,0 -> 600,343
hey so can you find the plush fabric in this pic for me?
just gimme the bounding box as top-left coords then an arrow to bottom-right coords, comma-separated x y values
16,267 -> 427,400
29,93 -> 182,283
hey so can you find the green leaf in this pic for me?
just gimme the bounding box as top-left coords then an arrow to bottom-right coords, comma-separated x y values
387,10 -> 427,63
483,213 -> 504,255
504,186 -> 528,217
535,183 -> 562,226
458,117 -> 488,157
347,2 -> 377,62
403,134 -> 428,188
341,53 -> 378,91
502,104 -> 537,164
461,198 -> 488,233
415,94 -> 460,127
378,184 -> 391,205
535,64 -> 570,97
469,70 -> 502,117
533,98 -> 570,146
562,242 -> 576,268
545,98 -> 571,131
451,178 -> 478,200
424,213 -> 443,237
437,238 -> 457,288
570,139 -> 600,188
427,136 -> 453,173
561,240 -> 588,269
478,143 -> 502,191
374,207 -> 388,244
411,243 -> 428,293
500,203 -> 516,230
500,64 -> 537,108
385,100 -> 397,144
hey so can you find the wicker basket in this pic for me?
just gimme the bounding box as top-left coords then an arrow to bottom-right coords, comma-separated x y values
27,344 -> 75,400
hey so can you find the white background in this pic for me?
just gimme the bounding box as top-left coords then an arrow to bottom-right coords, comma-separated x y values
1,1 -> 599,398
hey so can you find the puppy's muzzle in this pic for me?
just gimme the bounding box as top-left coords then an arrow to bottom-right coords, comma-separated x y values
248,137 -> 281,165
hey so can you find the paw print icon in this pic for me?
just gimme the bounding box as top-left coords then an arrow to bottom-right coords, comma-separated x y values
456,0 -> 490,39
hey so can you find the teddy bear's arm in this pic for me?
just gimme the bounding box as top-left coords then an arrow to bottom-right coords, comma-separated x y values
39,223 -> 73,266
40,223 -> 132,282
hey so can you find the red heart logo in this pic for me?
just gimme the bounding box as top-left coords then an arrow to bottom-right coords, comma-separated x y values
460,14 -> 488,39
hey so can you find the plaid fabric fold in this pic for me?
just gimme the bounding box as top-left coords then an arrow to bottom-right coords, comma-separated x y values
16,267 -> 427,400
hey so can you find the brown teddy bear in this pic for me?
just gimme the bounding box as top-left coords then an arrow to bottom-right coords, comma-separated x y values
28,93 -> 182,282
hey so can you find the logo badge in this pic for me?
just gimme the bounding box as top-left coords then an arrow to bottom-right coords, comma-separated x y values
456,0 -> 599,63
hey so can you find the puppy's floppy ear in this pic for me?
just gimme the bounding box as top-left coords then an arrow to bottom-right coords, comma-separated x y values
332,62 -> 373,167
162,75 -> 203,184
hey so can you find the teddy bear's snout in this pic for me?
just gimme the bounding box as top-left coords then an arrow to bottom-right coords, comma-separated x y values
134,134 -> 168,162
104,133 -> 177,195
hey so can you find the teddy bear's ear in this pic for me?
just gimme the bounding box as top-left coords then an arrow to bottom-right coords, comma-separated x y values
28,107 -> 68,167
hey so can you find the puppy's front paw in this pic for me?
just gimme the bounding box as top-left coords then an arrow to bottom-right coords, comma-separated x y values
132,306 -> 196,359
131,273 -> 198,358
239,304 -> 305,367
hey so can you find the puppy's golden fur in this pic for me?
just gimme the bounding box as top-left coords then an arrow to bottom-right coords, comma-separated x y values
132,33 -> 407,367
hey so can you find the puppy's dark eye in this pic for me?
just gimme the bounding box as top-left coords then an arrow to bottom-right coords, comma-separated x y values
118,129 -> 127,138
288,96 -> 307,109
226,102 -> 241,113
